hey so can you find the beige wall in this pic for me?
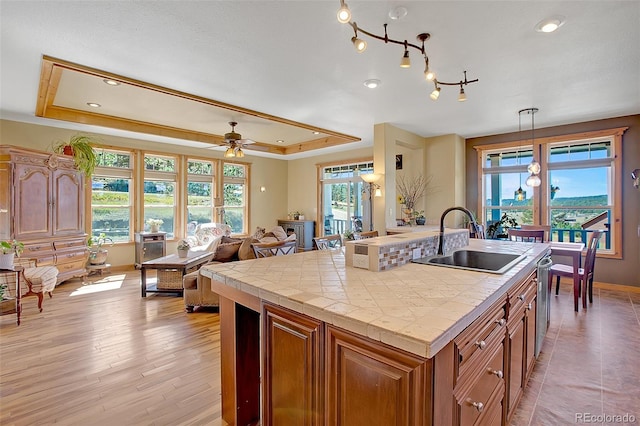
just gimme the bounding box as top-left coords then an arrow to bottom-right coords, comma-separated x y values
466,114 -> 640,287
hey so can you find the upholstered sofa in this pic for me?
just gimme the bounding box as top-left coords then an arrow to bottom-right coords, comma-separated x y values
183,226 -> 296,312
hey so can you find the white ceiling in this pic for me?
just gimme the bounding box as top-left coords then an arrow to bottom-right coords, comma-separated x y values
1,1 -> 639,160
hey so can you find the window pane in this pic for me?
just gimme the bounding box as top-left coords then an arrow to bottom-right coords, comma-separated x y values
187,182 -> 213,235
549,141 -> 611,163
187,160 -> 213,175
96,151 -> 131,168
224,164 -> 245,178
91,176 -> 131,242
549,167 -> 610,206
484,149 -> 532,169
224,207 -> 244,233
484,172 -> 533,207
144,180 -> 175,237
144,156 -> 175,172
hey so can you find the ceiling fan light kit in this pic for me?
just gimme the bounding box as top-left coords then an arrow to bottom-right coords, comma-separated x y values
337,1 -> 478,101
221,121 -> 254,158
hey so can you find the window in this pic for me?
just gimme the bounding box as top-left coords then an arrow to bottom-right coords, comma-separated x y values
186,159 -> 215,235
320,161 -> 374,235
477,128 -> 625,257
144,154 -> 177,238
91,149 -> 133,243
223,163 -> 248,234
482,148 -> 535,233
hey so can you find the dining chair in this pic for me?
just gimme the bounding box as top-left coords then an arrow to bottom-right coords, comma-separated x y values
549,230 -> 602,311
507,228 -> 545,243
252,240 -> 297,258
355,230 -> 378,239
313,234 -> 342,250
520,224 -> 551,242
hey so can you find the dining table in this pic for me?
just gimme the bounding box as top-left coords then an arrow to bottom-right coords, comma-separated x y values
549,241 -> 585,295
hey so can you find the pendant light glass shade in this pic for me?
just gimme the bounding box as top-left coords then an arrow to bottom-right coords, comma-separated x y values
526,173 -> 541,187
527,160 -> 541,175
235,148 -> 245,158
224,147 -> 235,158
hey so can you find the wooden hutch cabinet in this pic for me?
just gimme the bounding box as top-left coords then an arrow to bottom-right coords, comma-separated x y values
277,219 -> 315,251
0,145 -> 88,283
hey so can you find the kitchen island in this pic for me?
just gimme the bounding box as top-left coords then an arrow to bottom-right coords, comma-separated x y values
201,238 -> 550,425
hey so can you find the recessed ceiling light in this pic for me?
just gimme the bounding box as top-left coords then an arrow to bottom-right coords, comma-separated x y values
276,139 -> 284,143
535,15 -> 565,33
388,6 -> 407,20
312,131 -> 320,135
103,79 -> 120,86
363,79 -> 381,89
86,102 -> 101,108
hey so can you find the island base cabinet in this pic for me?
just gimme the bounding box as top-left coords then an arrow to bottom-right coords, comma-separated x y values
263,303 -> 324,426
326,325 -> 431,426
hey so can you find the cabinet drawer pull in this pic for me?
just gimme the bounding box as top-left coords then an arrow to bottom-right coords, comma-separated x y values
475,340 -> 486,350
518,294 -> 525,301
467,399 -> 484,412
495,318 -> 506,327
527,302 -> 532,310
487,368 -> 504,379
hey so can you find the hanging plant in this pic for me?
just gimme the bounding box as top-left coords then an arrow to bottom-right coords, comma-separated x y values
52,134 -> 98,176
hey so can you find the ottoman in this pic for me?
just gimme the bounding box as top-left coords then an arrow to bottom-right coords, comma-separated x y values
22,266 -> 59,312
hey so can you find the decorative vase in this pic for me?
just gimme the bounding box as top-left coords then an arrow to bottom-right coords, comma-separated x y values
177,248 -> 189,258
0,253 -> 14,270
415,217 -> 426,226
150,224 -> 159,233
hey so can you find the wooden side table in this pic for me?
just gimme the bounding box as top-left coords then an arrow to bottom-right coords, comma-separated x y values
0,266 -> 23,325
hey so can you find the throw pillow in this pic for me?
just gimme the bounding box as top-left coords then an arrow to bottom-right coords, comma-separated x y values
269,226 -> 288,241
212,241 -> 242,262
238,238 -> 259,261
284,233 -> 297,242
221,236 -> 243,244
251,227 -> 266,240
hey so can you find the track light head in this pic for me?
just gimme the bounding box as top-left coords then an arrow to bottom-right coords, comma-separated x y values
458,86 -> 467,102
337,1 -> 351,23
400,46 -> 410,68
430,86 -> 441,100
352,36 -> 367,52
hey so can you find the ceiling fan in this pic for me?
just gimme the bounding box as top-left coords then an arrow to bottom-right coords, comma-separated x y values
221,121 -> 254,158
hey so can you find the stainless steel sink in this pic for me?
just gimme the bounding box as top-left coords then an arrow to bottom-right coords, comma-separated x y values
412,250 -> 526,274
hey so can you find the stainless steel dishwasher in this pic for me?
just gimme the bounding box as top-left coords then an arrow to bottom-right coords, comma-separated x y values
535,254 -> 553,357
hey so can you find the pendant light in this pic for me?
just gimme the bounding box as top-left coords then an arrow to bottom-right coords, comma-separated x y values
519,107 -> 541,187
514,148 -> 525,201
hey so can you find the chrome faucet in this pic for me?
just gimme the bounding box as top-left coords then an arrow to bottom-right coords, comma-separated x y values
438,207 -> 482,255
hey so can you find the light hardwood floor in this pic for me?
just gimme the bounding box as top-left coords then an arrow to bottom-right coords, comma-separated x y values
1,270 -> 638,425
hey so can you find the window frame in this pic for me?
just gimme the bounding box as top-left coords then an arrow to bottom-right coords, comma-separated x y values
475,127 -> 626,259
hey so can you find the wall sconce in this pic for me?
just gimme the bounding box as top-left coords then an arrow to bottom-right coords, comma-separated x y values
260,186 -> 266,192
632,169 -> 640,189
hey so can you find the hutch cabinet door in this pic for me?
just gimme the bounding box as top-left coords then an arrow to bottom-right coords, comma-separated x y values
14,162 -> 51,239
52,168 -> 84,236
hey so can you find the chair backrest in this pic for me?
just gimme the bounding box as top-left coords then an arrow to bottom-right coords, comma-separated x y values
355,230 -> 378,240
508,228 -> 545,243
313,234 -> 342,250
252,240 -> 297,258
520,224 -> 551,242
582,230 -> 603,279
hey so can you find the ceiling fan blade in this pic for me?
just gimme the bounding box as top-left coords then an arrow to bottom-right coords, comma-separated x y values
237,138 -> 255,146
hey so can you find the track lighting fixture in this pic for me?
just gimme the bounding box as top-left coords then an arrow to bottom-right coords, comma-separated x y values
337,1 -> 478,100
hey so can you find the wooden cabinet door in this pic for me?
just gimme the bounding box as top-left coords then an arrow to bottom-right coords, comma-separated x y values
506,311 -> 525,419
52,168 -> 84,236
264,304 -> 324,426
13,162 -> 51,239
326,325 -> 429,426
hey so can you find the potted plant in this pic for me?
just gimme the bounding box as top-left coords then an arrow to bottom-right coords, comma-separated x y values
146,218 -> 163,233
0,240 -> 24,270
343,229 -> 355,241
486,213 -> 519,239
87,233 -> 114,265
177,239 -> 191,258
414,210 -> 426,226
52,134 -> 99,176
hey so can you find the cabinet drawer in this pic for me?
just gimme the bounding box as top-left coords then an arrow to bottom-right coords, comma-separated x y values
507,271 -> 535,320
23,242 -> 54,255
54,237 -> 87,250
457,359 -> 505,426
56,258 -> 87,274
56,249 -> 88,263
455,299 -> 506,377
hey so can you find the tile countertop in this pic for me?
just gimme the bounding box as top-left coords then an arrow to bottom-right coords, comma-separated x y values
200,239 -> 551,359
